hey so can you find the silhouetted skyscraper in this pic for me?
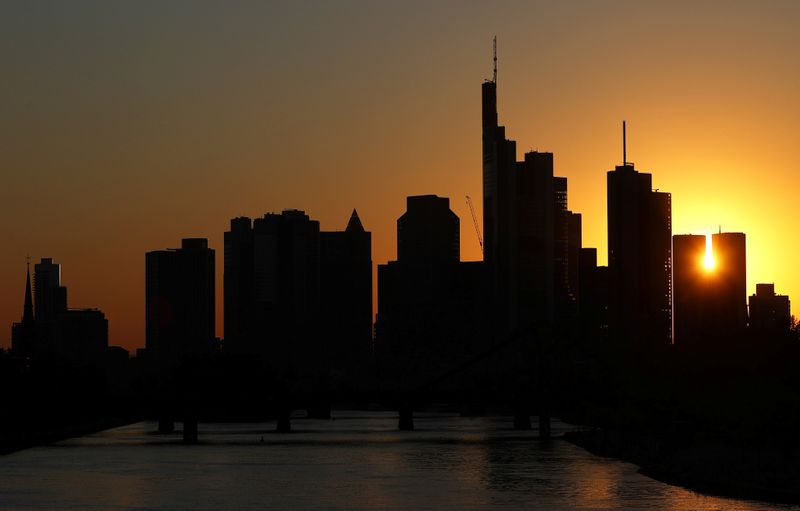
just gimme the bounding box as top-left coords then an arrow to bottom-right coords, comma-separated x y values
516,151 -> 556,325
320,209 -> 373,389
567,212 -> 582,305
54,308 -> 108,366
224,210 -> 320,370
711,232 -> 747,331
673,232 -> 747,345
34,258 -> 67,323
12,257 -> 108,364
376,196 -> 487,388
482,63 -> 582,332
577,248 -> 609,336
398,195 -> 459,266
33,258 -> 68,357
749,283 -> 790,331
224,217 -> 255,354
607,147 -> 672,346
255,210 -> 320,369
672,234 -> 708,345
224,208 -> 372,399
554,178 -> 581,315
146,238 -> 215,366
482,73 -> 517,332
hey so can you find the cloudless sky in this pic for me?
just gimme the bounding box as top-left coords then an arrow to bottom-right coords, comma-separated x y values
2,0 -> 799,351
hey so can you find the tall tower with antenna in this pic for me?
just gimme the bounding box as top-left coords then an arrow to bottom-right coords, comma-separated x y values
482,37 -> 500,269
607,122 -> 673,346
623,120 -> 627,166
481,37 -> 562,331
493,36 -> 497,84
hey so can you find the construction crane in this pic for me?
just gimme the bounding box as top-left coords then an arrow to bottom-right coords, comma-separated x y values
465,195 -> 483,254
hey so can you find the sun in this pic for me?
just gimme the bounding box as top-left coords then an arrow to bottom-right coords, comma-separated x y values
702,234 -> 716,271
703,252 -> 716,271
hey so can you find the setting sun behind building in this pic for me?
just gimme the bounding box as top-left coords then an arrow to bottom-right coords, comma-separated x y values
703,234 -> 716,272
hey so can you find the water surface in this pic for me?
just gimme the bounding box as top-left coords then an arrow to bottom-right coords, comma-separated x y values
1,412 -> 796,510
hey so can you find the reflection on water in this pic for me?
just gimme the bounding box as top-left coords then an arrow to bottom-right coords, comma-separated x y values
0,412 -> 797,511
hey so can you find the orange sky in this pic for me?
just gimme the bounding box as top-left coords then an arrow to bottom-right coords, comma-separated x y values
2,1 -> 799,352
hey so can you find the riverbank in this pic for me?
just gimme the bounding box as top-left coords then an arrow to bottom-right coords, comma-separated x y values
0,416 -> 140,456
565,428 -> 800,505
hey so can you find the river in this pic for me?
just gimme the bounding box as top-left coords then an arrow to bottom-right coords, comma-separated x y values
0,411 -> 797,510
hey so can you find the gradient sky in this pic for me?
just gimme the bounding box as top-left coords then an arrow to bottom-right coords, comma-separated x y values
2,1 -> 799,351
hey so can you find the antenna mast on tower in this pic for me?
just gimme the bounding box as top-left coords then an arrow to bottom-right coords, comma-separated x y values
623,120 -> 627,166
493,36 -> 497,83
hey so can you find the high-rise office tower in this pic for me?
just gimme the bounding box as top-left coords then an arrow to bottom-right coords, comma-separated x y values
672,232 -> 747,344
376,196 -> 486,387
224,210 -> 321,369
32,257 -> 68,356
54,308 -> 108,365
607,124 -> 672,346
672,234 -> 708,345
554,178 -> 569,308
554,178 -> 581,315
254,210 -> 320,366
146,238 -> 216,366
567,212 -> 582,305
13,257 -> 107,364
398,195 -> 459,266
481,46 -> 579,332
225,209 -> 371,399
575,247 -> 609,343
578,248 -> 608,329
516,151 -> 556,325
34,258 -> 67,323
482,57 -> 517,332
224,217 -> 255,354
710,232 -> 747,331
749,283 -> 790,331
320,210 -> 373,383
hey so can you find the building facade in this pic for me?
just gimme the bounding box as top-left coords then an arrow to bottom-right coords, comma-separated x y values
224,209 -> 372,396
376,196 -> 487,388
481,74 -> 582,334
711,232 -> 747,332
320,210 -> 373,389
607,163 -> 672,347
145,238 -> 216,366
12,258 -> 108,365
749,283 -> 791,331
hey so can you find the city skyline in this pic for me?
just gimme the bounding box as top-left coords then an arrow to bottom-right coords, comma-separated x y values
3,1 -> 800,350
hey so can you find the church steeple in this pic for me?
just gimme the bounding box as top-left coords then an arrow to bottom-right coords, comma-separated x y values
22,258 -> 34,324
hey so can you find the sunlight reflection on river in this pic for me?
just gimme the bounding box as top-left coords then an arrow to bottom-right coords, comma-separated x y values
0,412 -> 797,511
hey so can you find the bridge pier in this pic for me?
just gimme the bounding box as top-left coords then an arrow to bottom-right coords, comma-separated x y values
157,418 -> 175,434
307,401 -> 331,420
276,411 -> 292,433
182,418 -> 198,444
398,408 -> 414,431
539,414 -> 551,439
513,411 -> 532,430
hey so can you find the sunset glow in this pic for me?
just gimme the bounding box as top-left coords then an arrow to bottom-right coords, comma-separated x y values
1,3 -> 799,351
703,234 -> 716,272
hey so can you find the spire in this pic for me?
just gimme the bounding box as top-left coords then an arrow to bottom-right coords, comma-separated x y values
493,36 -> 497,84
22,258 -> 34,323
346,209 -> 365,233
623,120 -> 627,166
